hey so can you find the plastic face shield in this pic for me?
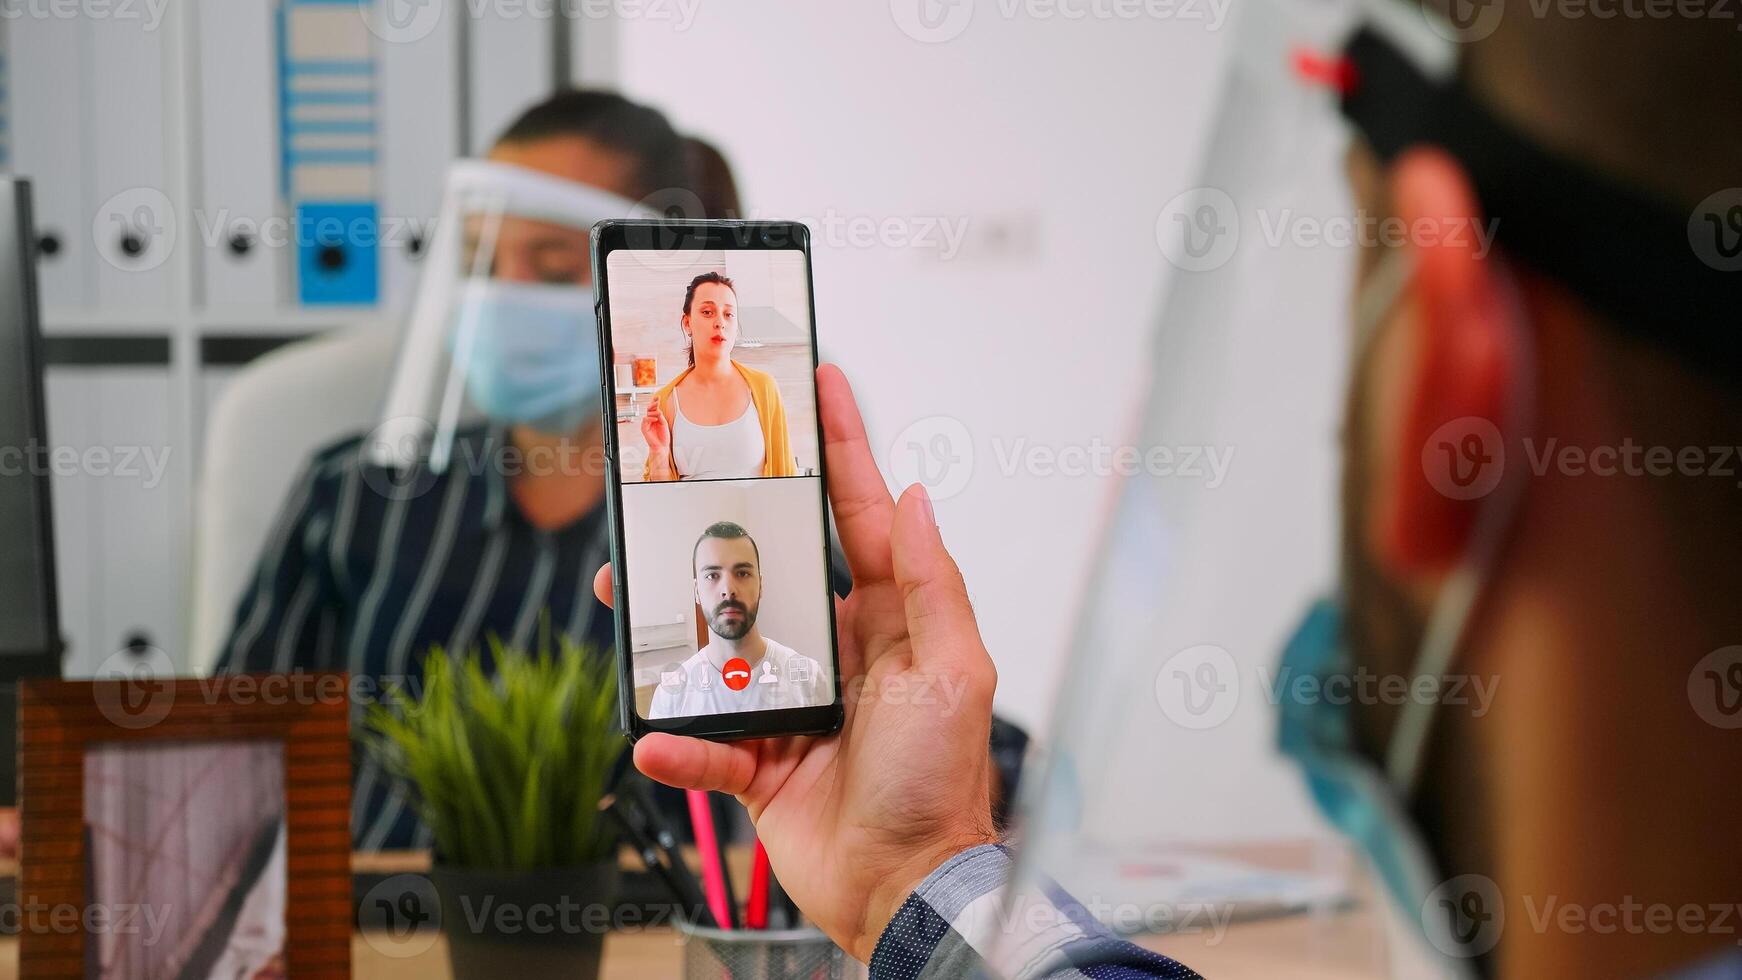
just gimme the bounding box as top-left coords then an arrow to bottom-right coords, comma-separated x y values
988,0 -> 1461,976
371,160 -> 653,473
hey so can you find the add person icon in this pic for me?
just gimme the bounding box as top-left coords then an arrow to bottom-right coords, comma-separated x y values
758,660 -> 779,685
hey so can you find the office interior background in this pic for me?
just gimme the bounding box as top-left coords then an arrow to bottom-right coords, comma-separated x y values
1,0 -> 1350,849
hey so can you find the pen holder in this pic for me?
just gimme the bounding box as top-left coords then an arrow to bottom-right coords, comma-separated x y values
677,921 -> 847,980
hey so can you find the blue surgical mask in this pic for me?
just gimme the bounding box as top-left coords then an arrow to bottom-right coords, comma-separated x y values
1275,598 -> 1449,932
1276,248 -> 1532,968
453,280 -> 601,435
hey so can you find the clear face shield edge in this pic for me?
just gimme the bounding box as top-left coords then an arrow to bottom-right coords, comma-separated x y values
985,0 -> 1482,976
369,160 -> 655,475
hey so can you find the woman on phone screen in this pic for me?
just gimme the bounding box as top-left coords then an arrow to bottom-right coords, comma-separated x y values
641,272 -> 794,480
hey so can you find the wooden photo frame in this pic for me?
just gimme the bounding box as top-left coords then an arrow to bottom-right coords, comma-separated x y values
17,674 -> 352,978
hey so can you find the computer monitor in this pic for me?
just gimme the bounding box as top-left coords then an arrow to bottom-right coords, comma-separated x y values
0,178 -> 63,803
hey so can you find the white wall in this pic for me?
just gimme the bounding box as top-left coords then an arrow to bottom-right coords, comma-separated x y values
612,1 -> 1234,738
609,1 -> 1356,845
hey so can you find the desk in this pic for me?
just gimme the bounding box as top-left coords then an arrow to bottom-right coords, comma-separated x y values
0,842 -> 1385,978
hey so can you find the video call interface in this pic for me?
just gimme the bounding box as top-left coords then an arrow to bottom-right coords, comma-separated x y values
606,247 -> 836,721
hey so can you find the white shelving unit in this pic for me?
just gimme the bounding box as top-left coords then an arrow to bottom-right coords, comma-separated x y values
4,1 -> 614,674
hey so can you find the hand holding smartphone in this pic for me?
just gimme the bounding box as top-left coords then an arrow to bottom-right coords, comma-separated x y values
594,365 -> 1003,964
591,220 -> 843,742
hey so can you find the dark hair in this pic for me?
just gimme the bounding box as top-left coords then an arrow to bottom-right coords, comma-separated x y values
681,271 -> 737,368
693,521 -> 759,574
684,136 -> 741,219
493,90 -> 691,202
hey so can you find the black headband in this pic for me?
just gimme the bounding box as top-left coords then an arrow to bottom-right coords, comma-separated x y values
1339,27 -> 1739,378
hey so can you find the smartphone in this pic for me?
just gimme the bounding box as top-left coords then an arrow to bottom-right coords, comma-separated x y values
592,219 -> 843,742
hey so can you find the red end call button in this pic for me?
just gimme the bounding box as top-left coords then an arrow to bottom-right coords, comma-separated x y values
722,658 -> 751,691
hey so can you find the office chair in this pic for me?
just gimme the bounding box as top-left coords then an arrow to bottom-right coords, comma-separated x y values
188,325 -> 397,675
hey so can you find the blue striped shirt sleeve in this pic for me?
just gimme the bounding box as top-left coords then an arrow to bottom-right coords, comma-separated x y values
869,845 -> 1202,980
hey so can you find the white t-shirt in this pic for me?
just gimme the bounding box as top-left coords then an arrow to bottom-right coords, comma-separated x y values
671,388 -> 765,479
648,637 -> 829,719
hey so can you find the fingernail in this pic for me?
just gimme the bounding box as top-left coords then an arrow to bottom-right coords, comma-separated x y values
912,483 -> 935,526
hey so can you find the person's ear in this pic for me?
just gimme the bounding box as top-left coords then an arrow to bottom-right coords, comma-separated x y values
1368,147 -> 1524,576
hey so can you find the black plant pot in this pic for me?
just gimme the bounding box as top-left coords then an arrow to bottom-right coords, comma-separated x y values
429,861 -> 621,980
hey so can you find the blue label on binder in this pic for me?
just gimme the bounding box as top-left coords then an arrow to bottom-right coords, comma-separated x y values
278,0 -> 380,306
296,201 -> 378,304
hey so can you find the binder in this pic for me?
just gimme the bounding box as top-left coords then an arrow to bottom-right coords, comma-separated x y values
5,14 -> 91,310
467,7 -> 553,154
89,9 -> 176,311
0,32 -> 11,172
43,361 -> 186,678
279,0 -> 380,306
374,1 -> 460,313
198,0 -> 287,310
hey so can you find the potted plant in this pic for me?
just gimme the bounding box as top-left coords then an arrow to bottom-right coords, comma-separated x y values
365,635 -> 625,980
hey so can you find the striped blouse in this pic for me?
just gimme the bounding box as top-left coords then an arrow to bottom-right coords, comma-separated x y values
214,424 -> 614,851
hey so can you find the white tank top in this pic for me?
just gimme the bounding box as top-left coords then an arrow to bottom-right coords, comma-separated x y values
671,388 -> 766,479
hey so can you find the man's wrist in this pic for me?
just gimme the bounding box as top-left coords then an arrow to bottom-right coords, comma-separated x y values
851,830 -> 999,963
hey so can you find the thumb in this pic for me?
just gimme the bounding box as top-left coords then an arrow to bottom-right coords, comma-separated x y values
890,485 -> 986,670
634,734 -> 758,796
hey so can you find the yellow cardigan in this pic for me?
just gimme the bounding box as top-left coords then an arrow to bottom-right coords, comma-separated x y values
643,361 -> 795,480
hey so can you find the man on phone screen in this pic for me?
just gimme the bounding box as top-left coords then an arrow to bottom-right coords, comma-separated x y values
649,521 -> 828,718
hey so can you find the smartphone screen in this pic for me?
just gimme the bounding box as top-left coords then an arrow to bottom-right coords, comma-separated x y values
592,221 -> 842,741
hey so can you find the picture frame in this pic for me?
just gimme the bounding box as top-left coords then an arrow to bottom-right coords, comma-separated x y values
17,674 -> 352,978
